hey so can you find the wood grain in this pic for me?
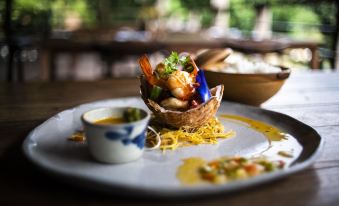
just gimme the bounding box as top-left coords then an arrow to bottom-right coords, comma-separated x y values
0,72 -> 338,206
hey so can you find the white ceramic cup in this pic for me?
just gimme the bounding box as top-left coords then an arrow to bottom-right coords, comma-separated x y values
81,107 -> 150,164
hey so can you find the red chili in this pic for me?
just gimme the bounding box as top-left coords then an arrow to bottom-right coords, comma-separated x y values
191,100 -> 199,108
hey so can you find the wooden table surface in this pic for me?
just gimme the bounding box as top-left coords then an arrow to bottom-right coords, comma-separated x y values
1,71 -> 339,206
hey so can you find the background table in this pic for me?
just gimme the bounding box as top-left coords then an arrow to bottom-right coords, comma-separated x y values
0,71 -> 338,205
33,38 -> 320,81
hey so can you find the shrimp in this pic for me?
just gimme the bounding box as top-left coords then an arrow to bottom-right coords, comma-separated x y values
187,56 -> 199,77
139,54 -> 199,101
138,55 -> 166,87
167,71 -> 195,100
160,97 -> 188,110
155,63 -> 168,79
166,56 -> 199,100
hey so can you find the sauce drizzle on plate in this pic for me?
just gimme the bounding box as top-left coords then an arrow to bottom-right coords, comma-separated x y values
219,114 -> 287,142
177,157 -> 206,185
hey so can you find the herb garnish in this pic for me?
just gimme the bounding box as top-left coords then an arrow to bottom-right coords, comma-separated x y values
163,52 -> 190,76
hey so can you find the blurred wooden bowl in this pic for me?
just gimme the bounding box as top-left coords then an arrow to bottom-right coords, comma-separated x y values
204,67 -> 291,106
195,48 -> 232,68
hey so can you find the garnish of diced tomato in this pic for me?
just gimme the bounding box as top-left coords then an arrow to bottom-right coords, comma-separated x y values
191,100 -> 199,108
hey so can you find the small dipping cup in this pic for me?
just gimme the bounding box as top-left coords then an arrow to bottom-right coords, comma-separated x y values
81,107 -> 150,164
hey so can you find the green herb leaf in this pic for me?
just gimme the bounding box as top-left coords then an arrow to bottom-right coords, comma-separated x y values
179,55 -> 190,66
163,51 -> 179,75
163,52 -> 192,76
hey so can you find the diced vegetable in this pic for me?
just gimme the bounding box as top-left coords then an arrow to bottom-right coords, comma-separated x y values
190,100 -> 199,108
150,85 -> 163,101
199,156 -> 285,184
123,108 -> 142,122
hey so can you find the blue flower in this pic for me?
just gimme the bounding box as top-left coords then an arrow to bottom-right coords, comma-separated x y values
196,70 -> 211,103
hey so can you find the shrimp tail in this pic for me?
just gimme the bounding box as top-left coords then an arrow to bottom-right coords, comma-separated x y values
188,56 -> 199,77
139,55 -> 158,86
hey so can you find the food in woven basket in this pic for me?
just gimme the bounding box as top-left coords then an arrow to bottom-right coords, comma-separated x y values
138,52 -> 224,129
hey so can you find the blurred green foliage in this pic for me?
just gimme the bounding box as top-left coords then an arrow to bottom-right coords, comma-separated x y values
6,0 -> 337,66
12,0 -> 97,29
13,0 -> 46,12
272,5 -> 323,41
229,0 -> 256,35
51,0 -> 97,28
10,0 -> 336,38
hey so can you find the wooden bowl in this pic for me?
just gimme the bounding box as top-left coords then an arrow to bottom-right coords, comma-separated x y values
204,67 -> 290,106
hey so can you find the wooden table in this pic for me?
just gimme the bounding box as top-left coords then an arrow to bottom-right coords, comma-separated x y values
1,71 -> 338,205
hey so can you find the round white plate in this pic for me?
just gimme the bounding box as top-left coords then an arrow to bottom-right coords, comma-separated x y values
22,97 -> 323,197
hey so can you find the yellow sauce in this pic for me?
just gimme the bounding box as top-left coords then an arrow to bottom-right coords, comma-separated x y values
219,114 -> 287,142
176,157 -> 206,185
94,117 -> 125,125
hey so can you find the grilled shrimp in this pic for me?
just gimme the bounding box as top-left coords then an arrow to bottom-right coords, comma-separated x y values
166,56 -> 199,100
166,70 -> 195,100
139,54 -> 199,101
138,55 -> 166,87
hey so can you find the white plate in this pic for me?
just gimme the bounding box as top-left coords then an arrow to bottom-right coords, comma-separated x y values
22,97 -> 323,197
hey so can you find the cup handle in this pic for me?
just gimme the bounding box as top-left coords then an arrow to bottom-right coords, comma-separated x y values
145,126 -> 161,150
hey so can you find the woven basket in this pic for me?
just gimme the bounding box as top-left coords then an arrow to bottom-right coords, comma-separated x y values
140,76 -> 224,128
